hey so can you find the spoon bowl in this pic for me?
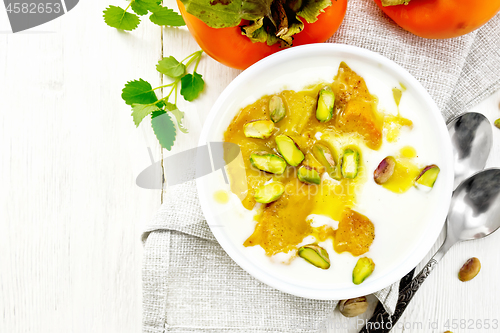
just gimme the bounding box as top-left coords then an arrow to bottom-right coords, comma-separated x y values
447,112 -> 493,188
447,168 -> 500,243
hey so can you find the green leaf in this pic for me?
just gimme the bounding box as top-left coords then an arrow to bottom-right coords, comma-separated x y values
180,72 -> 204,102
131,2 -> 148,15
149,7 -> 186,26
297,0 -> 332,24
164,102 -> 188,134
131,103 -> 161,127
122,79 -> 158,105
103,5 -> 140,31
156,56 -> 186,78
151,111 -> 177,150
179,0 -> 273,28
131,0 -> 161,15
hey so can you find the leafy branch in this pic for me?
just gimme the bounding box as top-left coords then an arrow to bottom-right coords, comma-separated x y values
122,51 -> 205,150
103,0 -> 185,31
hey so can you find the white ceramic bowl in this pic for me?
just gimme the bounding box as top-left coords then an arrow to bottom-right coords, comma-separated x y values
196,44 -> 453,300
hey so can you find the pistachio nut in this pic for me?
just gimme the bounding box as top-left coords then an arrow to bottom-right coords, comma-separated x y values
297,166 -> 321,185
339,296 -> 369,317
269,96 -> 286,123
250,153 -> 287,174
458,257 -> 481,282
254,182 -> 285,204
374,156 -> 396,185
275,134 -> 304,166
352,257 -> 375,285
243,120 -> 275,139
415,164 -> 440,190
316,86 -> 335,122
298,244 -> 330,269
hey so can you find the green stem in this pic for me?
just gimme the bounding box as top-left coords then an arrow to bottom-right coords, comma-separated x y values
184,50 -> 203,69
138,84 -> 176,107
174,83 -> 178,105
124,0 -> 133,12
193,52 -> 203,73
180,50 -> 201,64
119,0 -> 134,23
152,82 -> 175,91
166,83 -> 176,100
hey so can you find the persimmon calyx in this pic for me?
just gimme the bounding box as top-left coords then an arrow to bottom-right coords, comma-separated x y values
180,0 -> 332,47
240,15 -> 303,47
381,0 -> 410,6
241,0 -> 332,47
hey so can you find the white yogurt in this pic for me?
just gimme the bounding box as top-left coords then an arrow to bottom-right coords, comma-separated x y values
197,48 -> 452,297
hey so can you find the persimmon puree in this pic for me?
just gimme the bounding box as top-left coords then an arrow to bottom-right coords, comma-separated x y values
244,178 -> 358,256
223,62 -> 416,259
334,209 -> 375,256
244,179 -> 313,256
333,63 -> 384,150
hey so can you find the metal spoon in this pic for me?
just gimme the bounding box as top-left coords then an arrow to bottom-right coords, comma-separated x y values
360,168 -> 500,332
447,112 -> 493,188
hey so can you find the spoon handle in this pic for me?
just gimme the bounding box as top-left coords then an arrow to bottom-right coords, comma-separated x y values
359,238 -> 452,333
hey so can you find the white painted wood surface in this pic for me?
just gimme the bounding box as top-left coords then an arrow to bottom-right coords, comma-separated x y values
1,1 -> 499,332
0,3 -> 163,332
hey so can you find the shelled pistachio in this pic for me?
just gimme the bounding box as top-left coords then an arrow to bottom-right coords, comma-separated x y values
415,164 -> 440,191
316,86 -> 335,122
243,120 -> 275,139
374,156 -> 396,184
352,257 -> 375,285
250,153 -> 287,174
341,148 -> 360,179
269,96 -> 286,123
297,166 -> 321,185
254,182 -> 285,203
298,244 -> 330,269
312,144 -> 337,178
275,135 -> 304,166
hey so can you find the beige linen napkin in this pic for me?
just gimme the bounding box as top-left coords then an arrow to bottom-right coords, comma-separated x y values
143,1 -> 500,332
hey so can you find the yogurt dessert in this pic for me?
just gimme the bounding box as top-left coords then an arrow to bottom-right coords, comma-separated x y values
216,61 -> 445,288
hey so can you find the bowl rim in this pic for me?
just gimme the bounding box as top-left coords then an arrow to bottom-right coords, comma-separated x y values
196,43 -> 454,300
